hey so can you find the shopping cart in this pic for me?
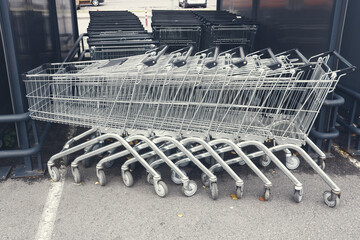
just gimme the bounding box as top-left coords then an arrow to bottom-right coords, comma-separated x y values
193,10 -> 258,53
87,11 -> 157,60
24,45 -> 355,207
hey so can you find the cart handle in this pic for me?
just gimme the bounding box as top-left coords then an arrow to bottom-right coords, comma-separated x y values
248,48 -> 281,70
142,45 -> 168,67
168,45 -> 194,68
276,49 -> 309,65
276,48 -> 313,70
204,46 -> 220,69
310,50 -> 356,75
218,46 -> 247,68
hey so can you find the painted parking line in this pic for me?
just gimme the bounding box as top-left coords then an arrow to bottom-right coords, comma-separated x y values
332,143 -> 360,169
35,169 -> 66,240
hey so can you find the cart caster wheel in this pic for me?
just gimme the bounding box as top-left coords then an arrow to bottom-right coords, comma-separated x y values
182,180 -> 197,197
236,186 -> 244,199
259,155 -> 271,167
155,181 -> 168,198
171,169 -> 187,185
72,167 -> 81,184
50,167 -> 60,182
104,160 -> 114,169
97,170 -> 106,186
122,171 -> 134,187
286,155 -> 300,170
293,189 -> 303,203
318,160 -> 325,170
239,160 -> 246,166
201,173 -> 210,187
210,182 -> 219,200
264,188 -> 271,201
82,158 -> 91,168
146,173 -> 154,185
323,191 -> 340,208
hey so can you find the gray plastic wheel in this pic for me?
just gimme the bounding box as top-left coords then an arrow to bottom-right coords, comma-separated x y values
104,160 -> 114,169
92,0 -> 99,6
259,155 -> 271,167
98,170 -> 106,186
319,160 -> 326,170
122,171 -> 134,187
72,167 -> 81,183
286,156 -> 300,170
210,182 -> 219,200
264,188 -> 270,201
294,189 -> 303,203
146,173 -> 154,185
155,181 -> 168,198
50,167 -> 60,182
171,169 -> 187,185
323,191 -> 340,208
201,172 -> 210,187
236,186 -> 244,199
239,160 -> 246,166
182,180 -> 197,197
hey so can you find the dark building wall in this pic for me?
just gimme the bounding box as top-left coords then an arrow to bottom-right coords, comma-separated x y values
220,0 -> 337,58
339,0 -> 360,90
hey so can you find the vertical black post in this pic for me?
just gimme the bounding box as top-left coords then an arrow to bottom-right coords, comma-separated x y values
49,0 -> 62,62
216,0 -> 221,11
0,0 -> 31,169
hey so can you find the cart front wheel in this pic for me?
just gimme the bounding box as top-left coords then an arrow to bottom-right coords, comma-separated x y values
236,186 -> 244,199
92,0 -> 99,6
50,167 -> 60,182
210,182 -> 218,200
155,181 -> 168,197
294,189 -> 303,203
323,191 -> 340,208
98,170 -> 106,186
182,180 -> 197,197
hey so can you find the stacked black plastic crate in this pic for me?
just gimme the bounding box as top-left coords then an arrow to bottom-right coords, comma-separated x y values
193,10 -> 258,53
87,11 -> 157,60
151,10 -> 203,52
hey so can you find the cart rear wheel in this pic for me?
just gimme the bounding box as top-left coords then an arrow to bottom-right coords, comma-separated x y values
201,172 -> 210,187
259,155 -> 271,167
285,156 -> 300,170
104,160 -> 114,169
171,169 -> 187,185
72,167 -> 81,183
122,171 -> 134,187
98,170 -> 106,186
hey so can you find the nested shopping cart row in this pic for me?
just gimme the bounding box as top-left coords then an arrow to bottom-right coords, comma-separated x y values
24,45 -> 355,207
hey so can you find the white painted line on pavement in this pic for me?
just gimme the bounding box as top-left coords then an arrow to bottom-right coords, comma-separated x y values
332,143 -> 360,170
35,170 -> 66,240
